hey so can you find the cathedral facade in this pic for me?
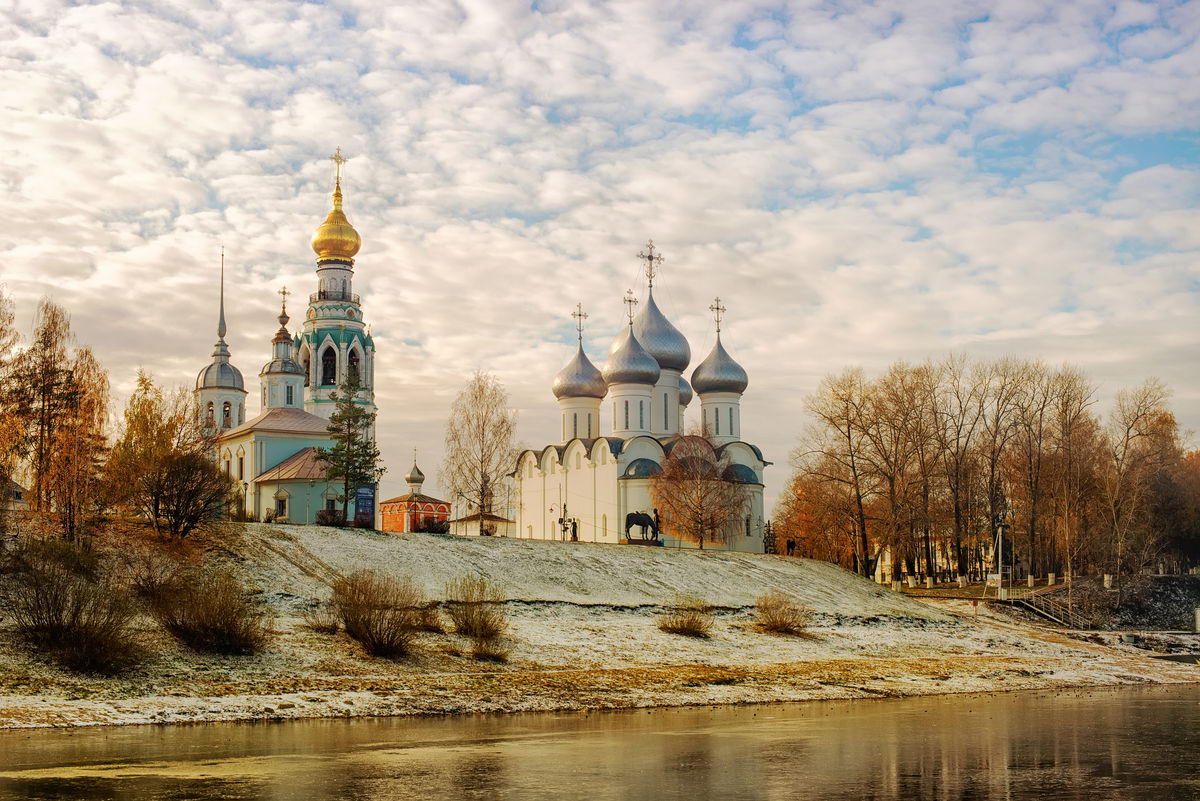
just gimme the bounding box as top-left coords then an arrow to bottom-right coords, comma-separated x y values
194,152 -> 377,524
514,245 -> 769,552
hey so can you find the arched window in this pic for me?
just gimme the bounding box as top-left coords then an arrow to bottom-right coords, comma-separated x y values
300,352 -> 310,387
321,347 -> 337,386
348,349 -> 361,383
206,401 -> 214,421
222,401 -> 231,429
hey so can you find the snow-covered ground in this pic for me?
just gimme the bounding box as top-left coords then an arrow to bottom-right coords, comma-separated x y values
0,524 -> 1196,728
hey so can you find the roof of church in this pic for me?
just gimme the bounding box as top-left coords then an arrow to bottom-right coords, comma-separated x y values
218,407 -> 330,441
448,512 -> 514,524
381,491 -> 448,506
253,446 -> 327,481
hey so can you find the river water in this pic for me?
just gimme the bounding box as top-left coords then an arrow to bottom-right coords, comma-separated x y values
1,685 -> 1196,800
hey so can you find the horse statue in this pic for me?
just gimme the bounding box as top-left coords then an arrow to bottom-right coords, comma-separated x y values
624,511 -> 660,541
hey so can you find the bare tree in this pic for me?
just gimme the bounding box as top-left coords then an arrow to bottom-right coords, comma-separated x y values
650,435 -> 750,550
1049,365 -> 1098,611
441,371 -> 517,526
1009,360 -> 1054,578
934,354 -> 986,577
800,368 -> 877,576
0,287 -> 19,525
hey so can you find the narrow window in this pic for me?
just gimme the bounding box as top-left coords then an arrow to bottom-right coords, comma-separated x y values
623,400 -> 629,429
262,386 -> 267,406
276,497 -> 287,518
321,347 -> 337,385
663,393 -> 668,429
729,408 -> 734,437
573,413 -> 578,439
225,460 -> 231,475
238,404 -> 244,424
348,349 -> 361,383
639,401 -> 644,429
206,401 -> 214,421
745,516 -> 752,537
562,415 -> 566,441
237,456 -> 244,480
587,414 -> 592,438
286,385 -> 294,405
715,408 -> 720,435
223,401 -> 232,429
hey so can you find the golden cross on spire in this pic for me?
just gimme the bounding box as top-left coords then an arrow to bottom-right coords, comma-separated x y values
329,147 -> 348,184
623,289 -> 638,326
571,303 -> 588,343
278,285 -> 291,313
637,239 -> 664,289
709,296 -> 726,334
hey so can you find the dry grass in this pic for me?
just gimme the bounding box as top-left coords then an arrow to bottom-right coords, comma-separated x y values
331,570 -> 424,658
444,575 -> 507,641
300,599 -> 341,634
148,568 -> 271,655
470,636 -> 509,663
754,590 -> 813,635
1,540 -> 140,673
658,594 -> 714,638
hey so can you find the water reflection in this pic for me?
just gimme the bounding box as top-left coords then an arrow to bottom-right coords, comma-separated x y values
0,686 -> 1197,800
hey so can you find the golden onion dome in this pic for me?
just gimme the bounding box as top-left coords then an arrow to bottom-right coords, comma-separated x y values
310,180 -> 361,261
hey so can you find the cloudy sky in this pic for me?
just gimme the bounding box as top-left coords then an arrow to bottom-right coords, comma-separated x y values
2,0 -> 1197,513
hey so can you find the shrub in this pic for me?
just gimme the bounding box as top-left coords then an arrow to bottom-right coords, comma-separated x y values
117,539 -> 195,602
471,636 -> 509,662
416,602 -> 444,633
331,570 -> 423,657
300,598 -> 340,634
316,509 -> 346,527
149,568 -> 270,655
659,594 -> 714,638
3,540 -> 139,673
753,591 -> 813,635
444,575 -> 507,641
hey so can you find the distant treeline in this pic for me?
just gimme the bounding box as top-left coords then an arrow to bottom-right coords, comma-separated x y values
776,356 -> 1200,589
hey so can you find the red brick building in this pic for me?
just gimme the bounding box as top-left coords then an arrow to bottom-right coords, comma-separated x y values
380,461 -> 451,533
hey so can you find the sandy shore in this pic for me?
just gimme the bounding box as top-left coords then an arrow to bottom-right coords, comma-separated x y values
1,524 -> 1196,728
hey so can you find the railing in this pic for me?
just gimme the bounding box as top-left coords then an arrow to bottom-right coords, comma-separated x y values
310,290 -> 360,304
1007,584 -> 1091,629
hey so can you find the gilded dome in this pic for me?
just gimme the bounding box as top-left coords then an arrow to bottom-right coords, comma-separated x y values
553,343 -> 606,400
603,327 -> 660,387
310,182 -> 361,261
631,290 -> 690,372
691,335 -> 748,395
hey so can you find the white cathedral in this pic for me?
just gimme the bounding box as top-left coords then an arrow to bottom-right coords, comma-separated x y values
193,151 -> 377,524
514,244 -> 769,552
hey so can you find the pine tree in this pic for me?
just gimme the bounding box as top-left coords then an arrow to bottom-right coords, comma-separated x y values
315,369 -> 385,523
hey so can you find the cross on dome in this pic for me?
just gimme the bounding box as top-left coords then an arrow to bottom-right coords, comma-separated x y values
571,303 -> 588,343
623,289 -> 638,325
709,297 -> 726,333
329,147 -> 348,184
278,285 -> 291,313
637,239 -> 664,289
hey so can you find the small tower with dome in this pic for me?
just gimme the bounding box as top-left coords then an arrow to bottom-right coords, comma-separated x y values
552,303 -> 606,443
691,297 -> 749,447
259,288 -> 306,410
295,148 -> 376,431
195,252 -> 247,431
603,290 -> 660,438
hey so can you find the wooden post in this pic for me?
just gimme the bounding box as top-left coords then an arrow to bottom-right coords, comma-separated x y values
1048,572 -> 1055,586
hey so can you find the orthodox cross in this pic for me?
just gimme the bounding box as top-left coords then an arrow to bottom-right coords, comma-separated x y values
636,239 -> 664,289
623,289 -> 638,325
329,147 -> 348,183
278,285 -> 291,314
412,448 -> 418,465
571,303 -> 588,343
709,296 -> 726,333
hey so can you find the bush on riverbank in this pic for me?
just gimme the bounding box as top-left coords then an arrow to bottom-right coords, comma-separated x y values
659,595 -> 713,638
754,591 -> 813,635
444,574 -> 507,641
1,540 -> 140,673
148,567 -> 271,655
332,570 -> 424,657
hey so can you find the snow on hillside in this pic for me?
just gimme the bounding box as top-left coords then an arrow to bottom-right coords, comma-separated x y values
244,524 -> 940,618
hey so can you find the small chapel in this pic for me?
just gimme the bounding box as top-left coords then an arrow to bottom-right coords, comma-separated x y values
194,150 -> 378,524
513,243 -> 769,552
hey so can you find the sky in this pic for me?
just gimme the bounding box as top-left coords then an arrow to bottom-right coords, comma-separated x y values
1,0 -> 1198,515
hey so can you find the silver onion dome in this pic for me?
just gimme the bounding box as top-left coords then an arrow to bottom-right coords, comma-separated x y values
405,462 -> 425,485
553,343 -> 607,400
631,290 -> 690,372
691,335 -> 748,395
678,375 -> 693,407
603,327 -> 661,386
197,340 -> 245,390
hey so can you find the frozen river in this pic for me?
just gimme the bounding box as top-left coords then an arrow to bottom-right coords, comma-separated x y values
1,685 -> 1197,800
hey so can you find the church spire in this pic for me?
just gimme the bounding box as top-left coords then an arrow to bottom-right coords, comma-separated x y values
217,247 -> 227,340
